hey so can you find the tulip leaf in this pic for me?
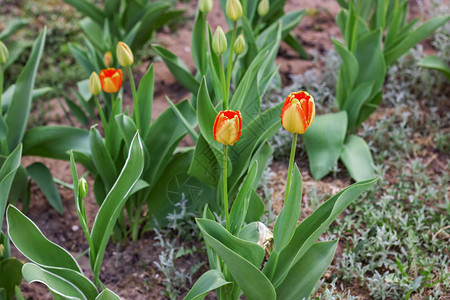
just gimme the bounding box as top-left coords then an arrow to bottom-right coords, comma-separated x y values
0,144 -> 22,226
275,240 -> 338,300
136,64 -> 154,138
197,219 -> 275,300
90,127 -> 117,189
268,177 -> 377,287
283,32 -> 310,59
188,134 -> 219,187
2,85 -> 52,112
184,270 -> 232,300
340,134 -> 375,182
303,111 -> 348,180
5,28 -> 46,151
166,97 -> 198,142
245,190 -> 265,224
333,38 -> 359,108
26,162 -> 63,214
62,0 -> 104,27
95,289 -> 121,300
7,205 -> 82,272
192,11 -> 207,76
417,55 -> 450,80
90,133 -> 144,281
0,258 -> 23,300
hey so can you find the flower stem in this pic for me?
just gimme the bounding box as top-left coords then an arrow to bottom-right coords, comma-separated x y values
223,145 -> 230,231
284,133 -> 298,203
94,95 -> 108,137
126,66 -> 140,129
219,55 -> 227,110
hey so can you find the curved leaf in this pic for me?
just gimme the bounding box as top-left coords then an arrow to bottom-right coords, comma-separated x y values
0,258 -> 23,300
184,270 -> 231,300
0,144 -> 22,226
340,134 -> 375,181
95,289 -> 120,300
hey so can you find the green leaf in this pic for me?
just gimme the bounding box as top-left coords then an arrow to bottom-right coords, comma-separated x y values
26,162 -> 63,214
166,97 -> 198,142
188,134 -> 219,187
384,15 -> 450,66
343,81 -> 374,130
184,270 -> 232,300
95,289 -> 121,300
5,28 -> 46,151
303,112 -> 348,180
2,85 -> 51,112
64,97 -> 90,126
22,263 -> 87,300
340,134 -> 375,181
192,11 -> 207,75
245,190 -> 265,224
90,128 -> 117,189
0,144 -> 22,226
7,165 -> 30,214
268,178 -> 377,287
283,32 -> 310,60
7,205 -> 81,272
417,55 -> 450,80
62,0 -> 104,26
275,240 -> 338,299
0,258 -> 23,300
152,45 -> 200,93
229,161 -> 258,235
3,40 -> 32,70
273,164 -> 302,253
90,133 -> 144,281
237,222 -> 260,243
136,64 -> 154,138
69,43 -> 96,75
0,18 -> 29,40
23,126 -> 91,160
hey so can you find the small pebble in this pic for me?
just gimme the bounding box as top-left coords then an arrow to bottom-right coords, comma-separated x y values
71,225 -> 79,231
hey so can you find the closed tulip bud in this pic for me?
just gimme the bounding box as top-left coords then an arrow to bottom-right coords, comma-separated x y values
234,34 -> 245,54
257,0 -> 269,17
116,41 -> 134,67
99,68 -> 123,94
103,51 -> 113,67
226,0 -> 243,21
198,0 -> 213,13
212,26 -> 227,56
280,91 -> 315,134
89,72 -> 102,96
0,244 -> 4,258
0,41 -> 9,64
213,110 -> 242,145
78,177 -> 88,200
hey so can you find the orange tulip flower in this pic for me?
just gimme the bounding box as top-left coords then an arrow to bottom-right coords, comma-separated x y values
99,68 -> 123,94
213,110 -> 242,145
280,91 -> 315,134
103,51 -> 113,67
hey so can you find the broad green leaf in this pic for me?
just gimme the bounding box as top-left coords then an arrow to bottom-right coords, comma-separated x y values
417,55 -> 450,80
237,222 -> 260,243
384,15 -> 450,66
23,126 -> 91,160
69,43 -> 95,75
273,164 -> 302,253
136,64 -> 154,138
184,270 -> 232,300
64,97 -> 90,126
166,97 -> 198,142
229,161 -> 258,235
0,18 -> 29,40
303,112 -> 348,180
90,127 -> 117,189
356,91 -> 382,126
283,32 -> 310,59
95,289 -> 120,300
188,134 -> 219,187
344,81 -> 374,130
3,40 -> 32,70
26,162 -> 63,214
7,165 -> 30,213
0,258 -> 23,300
268,178 -> 377,287
0,144 -> 22,226
245,190 -> 265,224
340,134 -> 375,181
7,205 -> 81,272
192,11 -> 207,75
114,114 -> 138,148
5,28 -> 46,151
22,263 -> 86,300
2,85 -> 51,112
197,219 -> 275,300
275,240 -> 338,299
62,0 -> 104,26
78,18 -> 105,54
152,45 -> 200,94
90,133 -> 144,281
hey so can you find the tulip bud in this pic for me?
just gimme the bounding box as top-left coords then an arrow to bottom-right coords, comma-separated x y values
280,91 -> 315,134
89,72 -> 102,96
257,0 -> 269,17
78,177 -> 88,200
103,51 -> 113,67
0,244 -> 4,258
0,41 -> 9,64
212,26 -> 227,56
198,0 -> 213,13
234,34 -> 245,54
116,41 -> 134,67
257,222 -> 273,253
226,0 -> 243,21
213,110 -> 242,145
99,68 -> 123,94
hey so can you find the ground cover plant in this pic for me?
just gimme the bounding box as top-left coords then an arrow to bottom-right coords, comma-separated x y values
0,0 -> 449,299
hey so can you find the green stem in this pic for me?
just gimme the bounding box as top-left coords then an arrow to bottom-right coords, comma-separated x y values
284,133 -> 298,203
219,55 -> 227,110
225,22 -> 237,104
126,66 -> 140,129
94,95 -> 108,137
223,145 -> 230,231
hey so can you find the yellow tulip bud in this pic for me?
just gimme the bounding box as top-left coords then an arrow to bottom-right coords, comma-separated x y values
0,41 -> 9,64
234,34 -> 245,54
257,0 -> 269,17
198,0 -> 213,13
78,177 -> 88,200
103,51 -> 112,67
116,41 -> 134,67
89,72 -> 102,96
226,0 -> 243,21
0,244 -> 4,258
212,26 -> 227,56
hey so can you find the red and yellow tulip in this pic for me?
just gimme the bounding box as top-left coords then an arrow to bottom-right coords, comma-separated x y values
280,91 -> 315,134
213,110 -> 242,145
99,68 -> 123,94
